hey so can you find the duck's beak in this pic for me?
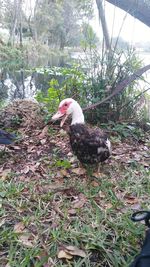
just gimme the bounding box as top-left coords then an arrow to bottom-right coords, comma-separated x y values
52,111 -> 63,121
52,111 -> 69,127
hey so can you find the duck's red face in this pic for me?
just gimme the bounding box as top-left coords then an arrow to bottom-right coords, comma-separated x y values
52,99 -> 73,127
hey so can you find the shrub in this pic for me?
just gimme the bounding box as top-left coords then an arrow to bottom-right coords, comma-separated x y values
36,48 -> 149,124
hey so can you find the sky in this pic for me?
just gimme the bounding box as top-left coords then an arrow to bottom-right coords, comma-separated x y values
91,1 -> 150,44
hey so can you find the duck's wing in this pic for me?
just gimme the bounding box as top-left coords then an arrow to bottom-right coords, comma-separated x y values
70,124 -> 110,153
83,128 -> 110,152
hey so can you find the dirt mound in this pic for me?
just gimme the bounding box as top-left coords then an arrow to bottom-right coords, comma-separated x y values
0,99 -> 45,130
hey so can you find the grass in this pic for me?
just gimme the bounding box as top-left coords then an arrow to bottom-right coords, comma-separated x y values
0,122 -> 149,266
0,160 -> 149,266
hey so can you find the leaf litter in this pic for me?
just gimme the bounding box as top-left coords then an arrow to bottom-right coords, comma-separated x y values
0,100 -> 149,266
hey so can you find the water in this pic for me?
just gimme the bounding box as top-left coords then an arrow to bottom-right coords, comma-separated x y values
1,51 -> 150,103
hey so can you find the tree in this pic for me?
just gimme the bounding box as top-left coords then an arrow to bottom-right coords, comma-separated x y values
80,23 -> 99,50
96,0 -> 111,50
1,0 -> 27,46
30,0 -> 94,49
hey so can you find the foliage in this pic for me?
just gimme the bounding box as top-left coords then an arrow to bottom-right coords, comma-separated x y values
0,0 -> 94,51
0,43 -> 24,71
55,159 -> 71,169
77,47 -> 145,123
80,23 -> 99,50
36,48 -> 148,123
32,0 -> 94,49
36,78 -> 63,117
101,122 -> 146,141
35,65 -> 90,115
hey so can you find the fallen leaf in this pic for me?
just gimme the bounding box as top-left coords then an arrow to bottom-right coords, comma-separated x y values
98,191 -> 106,199
59,169 -> 69,177
27,145 -> 36,153
40,138 -> 47,145
43,263 -> 54,267
72,168 -> 86,175
104,203 -> 113,209
91,181 -> 100,187
58,245 -> 86,259
0,218 -> 6,227
39,125 -> 49,138
69,156 -> 77,163
93,172 -> 103,178
125,196 -> 139,205
18,233 -> 36,248
68,209 -> 76,215
14,222 -> 25,233
16,207 -> 25,213
58,250 -> 73,259
21,166 -> 30,174
65,245 -> 86,257
59,129 -> 67,136
140,161 -> 150,167
12,145 -> 21,150
0,169 -> 11,181
67,152 -> 73,157
72,193 -> 87,209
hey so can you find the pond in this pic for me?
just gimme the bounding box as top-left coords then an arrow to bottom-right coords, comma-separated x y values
0,52 -> 72,104
1,50 -> 150,108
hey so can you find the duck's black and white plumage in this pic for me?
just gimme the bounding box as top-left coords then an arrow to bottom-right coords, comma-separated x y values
69,124 -> 111,164
52,98 -> 111,164
0,129 -> 16,144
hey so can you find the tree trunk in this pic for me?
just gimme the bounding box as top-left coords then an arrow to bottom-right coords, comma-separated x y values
96,0 -> 111,51
106,0 -> 150,27
32,0 -> 39,42
8,0 -> 18,46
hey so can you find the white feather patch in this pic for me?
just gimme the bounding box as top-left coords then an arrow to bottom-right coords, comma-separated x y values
97,147 -> 107,154
106,139 -> 112,154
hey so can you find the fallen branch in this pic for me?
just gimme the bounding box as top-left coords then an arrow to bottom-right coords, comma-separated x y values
83,64 -> 150,111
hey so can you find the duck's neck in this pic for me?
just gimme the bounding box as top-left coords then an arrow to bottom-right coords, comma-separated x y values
71,105 -> 85,125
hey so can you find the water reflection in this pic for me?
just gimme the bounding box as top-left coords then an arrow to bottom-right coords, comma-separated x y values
0,53 -> 70,103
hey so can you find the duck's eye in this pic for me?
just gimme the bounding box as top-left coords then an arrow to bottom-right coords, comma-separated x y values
64,103 -> 68,107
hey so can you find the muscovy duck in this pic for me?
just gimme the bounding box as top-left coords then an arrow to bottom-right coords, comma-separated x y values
0,129 -> 16,144
52,98 -> 111,165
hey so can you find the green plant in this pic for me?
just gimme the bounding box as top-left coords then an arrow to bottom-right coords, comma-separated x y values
0,44 -> 24,71
36,48 -> 147,124
35,65 -> 90,115
101,122 -> 145,140
79,47 -> 144,123
55,159 -> 71,169
36,78 -> 63,115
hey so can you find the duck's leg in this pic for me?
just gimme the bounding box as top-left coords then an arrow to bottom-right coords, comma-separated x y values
97,163 -> 101,173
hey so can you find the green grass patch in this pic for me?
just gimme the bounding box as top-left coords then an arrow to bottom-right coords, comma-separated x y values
0,164 -> 149,266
